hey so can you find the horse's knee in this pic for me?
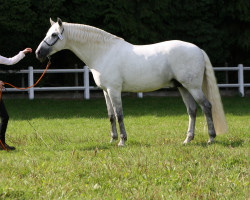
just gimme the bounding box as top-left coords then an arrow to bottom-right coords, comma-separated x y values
108,114 -> 118,140
117,114 -> 124,123
187,105 -> 197,118
109,114 -> 116,123
117,114 -> 127,140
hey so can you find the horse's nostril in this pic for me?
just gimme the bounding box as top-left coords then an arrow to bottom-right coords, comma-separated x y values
35,50 -> 42,59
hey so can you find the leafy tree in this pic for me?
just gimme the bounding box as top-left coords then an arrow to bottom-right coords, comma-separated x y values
0,0 -> 249,85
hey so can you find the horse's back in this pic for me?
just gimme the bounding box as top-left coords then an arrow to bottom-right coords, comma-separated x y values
118,41 -> 172,92
116,40 -> 204,92
122,40 -> 203,70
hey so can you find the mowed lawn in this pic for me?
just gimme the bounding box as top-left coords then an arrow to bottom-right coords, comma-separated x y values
0,96 -> 249,199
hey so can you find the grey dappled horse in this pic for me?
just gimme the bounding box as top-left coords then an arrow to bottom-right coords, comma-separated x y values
36,18 -> 227,146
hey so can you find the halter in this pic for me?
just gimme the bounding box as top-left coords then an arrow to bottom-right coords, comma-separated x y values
43,28 -> 64,47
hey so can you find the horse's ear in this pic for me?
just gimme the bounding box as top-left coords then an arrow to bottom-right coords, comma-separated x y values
57,18 -> 63,27
50,18 -> 55,26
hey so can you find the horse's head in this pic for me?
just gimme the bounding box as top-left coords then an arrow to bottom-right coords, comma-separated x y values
36,18 -> 66,62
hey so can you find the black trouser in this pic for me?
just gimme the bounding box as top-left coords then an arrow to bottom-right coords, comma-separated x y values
0,99 -> 9,144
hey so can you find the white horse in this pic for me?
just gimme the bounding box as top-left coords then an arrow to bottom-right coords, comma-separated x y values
36,18 -> 228,146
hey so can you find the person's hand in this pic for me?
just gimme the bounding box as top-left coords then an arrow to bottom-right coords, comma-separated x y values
23,48 -> 32,54
0,81 -> 5,89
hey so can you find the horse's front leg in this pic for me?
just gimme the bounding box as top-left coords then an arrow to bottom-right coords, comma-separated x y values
103,91 -> 118,143
106,88 -> 127,146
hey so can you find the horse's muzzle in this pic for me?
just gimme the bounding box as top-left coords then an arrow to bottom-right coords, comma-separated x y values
35,49 -> 48,62
35,42 -> 52,62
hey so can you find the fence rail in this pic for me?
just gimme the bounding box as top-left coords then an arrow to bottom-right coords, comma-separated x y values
214,64 -> 250,97
2,64 -> 250,99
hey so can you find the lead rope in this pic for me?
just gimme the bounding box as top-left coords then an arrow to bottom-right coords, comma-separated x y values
0,60 -> 51,151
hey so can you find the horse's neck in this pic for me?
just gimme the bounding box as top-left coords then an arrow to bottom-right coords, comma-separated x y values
64,23 -> 123,67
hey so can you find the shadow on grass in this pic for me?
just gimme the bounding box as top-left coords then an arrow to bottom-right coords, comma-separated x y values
51,138 -> 246,152
191,141 -> 209,147
191,138 -> 244,148
5,96 -> 250,120
215,139 -> 244,148
75,138 -> 153,151
127,140 -> 152,147
79,143 -> 113,151
78,140 -> 152,151
6,97 -> 188,120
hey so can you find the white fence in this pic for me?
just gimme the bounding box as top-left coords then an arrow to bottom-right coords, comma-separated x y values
2,64 -> 250,99
214,64 -> 250,97
2,66 -> 93,100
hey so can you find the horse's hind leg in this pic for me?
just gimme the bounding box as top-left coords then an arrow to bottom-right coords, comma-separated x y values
188,88 -> 216,144
178,87 -> 198,144
104,91 -> 118,143
106,89 -> 127,146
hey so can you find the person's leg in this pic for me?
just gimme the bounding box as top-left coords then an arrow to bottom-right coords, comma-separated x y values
0,99 -> 9,144
0,99 -> 15,150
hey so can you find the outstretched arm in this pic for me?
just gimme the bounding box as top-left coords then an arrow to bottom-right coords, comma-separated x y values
0,48 -> 32,65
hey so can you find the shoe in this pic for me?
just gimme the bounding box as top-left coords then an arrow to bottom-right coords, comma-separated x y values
0,143 -> 16,151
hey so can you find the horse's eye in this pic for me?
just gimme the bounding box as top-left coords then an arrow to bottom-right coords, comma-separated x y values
52,33 -> 57,37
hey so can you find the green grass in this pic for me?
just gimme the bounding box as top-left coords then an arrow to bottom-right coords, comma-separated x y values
0,97 -> 249,199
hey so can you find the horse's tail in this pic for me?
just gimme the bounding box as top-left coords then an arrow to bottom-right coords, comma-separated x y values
202,50 -> 228,134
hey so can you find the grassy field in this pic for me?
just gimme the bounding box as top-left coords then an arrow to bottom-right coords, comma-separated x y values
0,96 -> 249,199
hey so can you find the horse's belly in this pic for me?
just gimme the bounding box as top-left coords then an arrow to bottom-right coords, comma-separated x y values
122,82 -> 169,92
121,72 -> 171,92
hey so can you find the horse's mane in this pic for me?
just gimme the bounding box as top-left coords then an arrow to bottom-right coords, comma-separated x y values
64,22 -> 124,44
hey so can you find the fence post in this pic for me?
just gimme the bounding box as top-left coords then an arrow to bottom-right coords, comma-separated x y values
21,74 -> 25,88
84,66 -> 90,100
137,92 -> 143,98
238,64 -> 244,97
225,62 -> 229,93
74,64 -> 79,96
28,66 -> 34,100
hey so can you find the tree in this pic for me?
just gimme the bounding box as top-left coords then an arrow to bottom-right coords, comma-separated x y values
0,0 -> 249,85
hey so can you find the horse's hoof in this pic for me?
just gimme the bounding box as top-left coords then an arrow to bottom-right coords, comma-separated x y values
118,140 -> 125,147
183,140 -> 189,145
183,135 -> 194,145
207,137 -> 215,145
110,138 -> 118,144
